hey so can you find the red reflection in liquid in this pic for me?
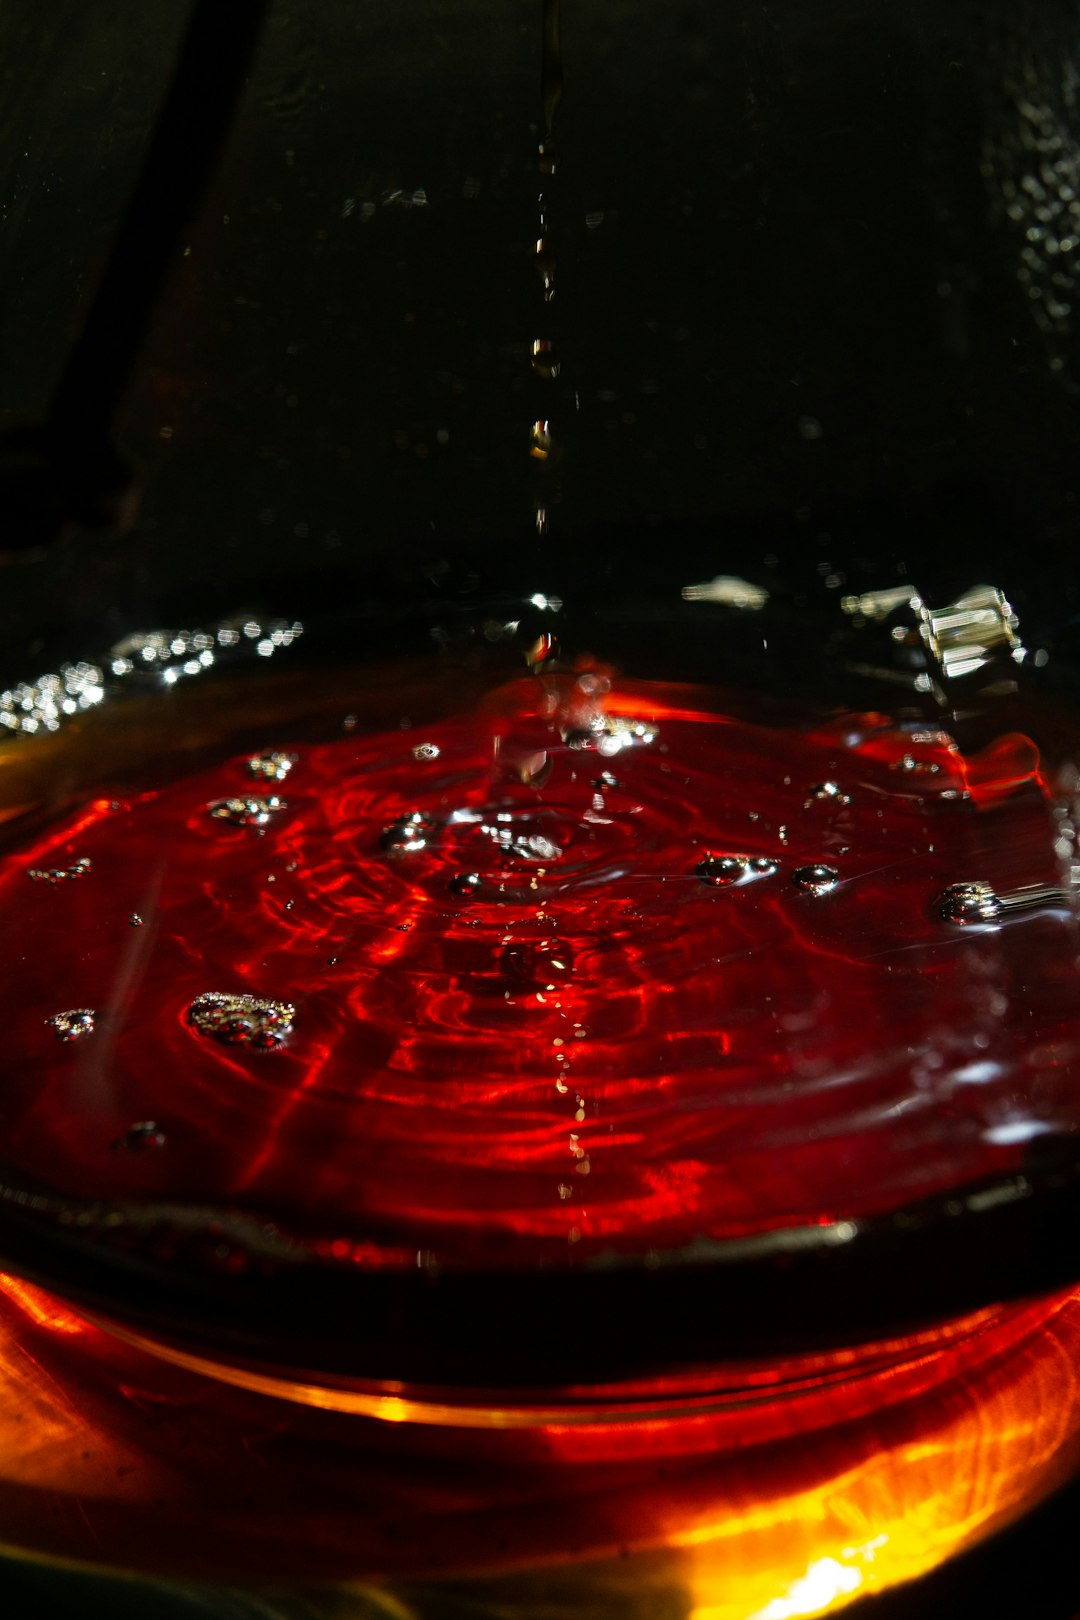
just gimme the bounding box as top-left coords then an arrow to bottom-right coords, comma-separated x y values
0,681 -> 1073,1272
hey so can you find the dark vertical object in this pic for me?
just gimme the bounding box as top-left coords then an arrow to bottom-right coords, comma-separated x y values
0,0 -> 270,553
49,0 -> 270,441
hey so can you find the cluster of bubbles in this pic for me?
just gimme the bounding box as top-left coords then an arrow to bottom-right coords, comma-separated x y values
47,1008 -> 95,1042
27,856 -> 92,884
247,750 -> 298,782
208,795 -> 286,828
186,992 -> 296,1048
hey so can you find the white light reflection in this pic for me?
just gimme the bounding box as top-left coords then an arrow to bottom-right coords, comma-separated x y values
743,1542 -> 885,1620
0,617 -> 302,742
682,575 -> 770,610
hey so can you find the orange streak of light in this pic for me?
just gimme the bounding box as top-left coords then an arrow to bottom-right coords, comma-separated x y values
0,1273 -> 1077,1610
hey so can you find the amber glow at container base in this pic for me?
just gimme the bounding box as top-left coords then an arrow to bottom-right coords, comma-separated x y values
0,677 -> 1079,1611
0,1275 -> 1078,1617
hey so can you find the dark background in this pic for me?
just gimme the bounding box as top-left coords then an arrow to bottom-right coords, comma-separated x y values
0,1 -> 1079,671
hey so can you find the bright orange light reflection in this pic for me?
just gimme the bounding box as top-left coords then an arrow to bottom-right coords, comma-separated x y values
0,1273 -> 1078,1619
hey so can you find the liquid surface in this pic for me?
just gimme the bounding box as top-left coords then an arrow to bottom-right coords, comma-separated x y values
0,673 -> 1077,1274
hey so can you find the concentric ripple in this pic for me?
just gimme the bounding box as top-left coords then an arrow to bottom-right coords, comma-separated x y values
0,677 -> 1077,1272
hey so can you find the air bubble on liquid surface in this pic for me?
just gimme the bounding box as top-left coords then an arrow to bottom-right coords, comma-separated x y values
208,796 -> 285,828
450,872 -> 482,900
248,750 -> 298,781
939,882 -> 1004,927
380,812 -> 439,853
791,864 -> 841,896
412,743 -> 441,762
696,855 -> 745,887
47,1008 -> 95,1041
112,1121 -> 166,1152
696,854 -> 779,886
187,992 -> 295,1048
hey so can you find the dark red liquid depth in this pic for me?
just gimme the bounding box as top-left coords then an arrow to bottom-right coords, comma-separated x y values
0,675 -> 1076,1284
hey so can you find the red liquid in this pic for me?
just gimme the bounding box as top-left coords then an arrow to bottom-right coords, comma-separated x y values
0,673 -> 1075,1295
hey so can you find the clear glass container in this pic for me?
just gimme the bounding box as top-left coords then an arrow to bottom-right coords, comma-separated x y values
3,2 -> 1080,1616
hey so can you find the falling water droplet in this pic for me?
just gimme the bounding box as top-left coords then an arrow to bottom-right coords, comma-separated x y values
530,420 -> 555,460
47,1008 -> 95,1041
450,872 -> 482,900
380,812 -> 439,852
248,749 -> 298,781
535,239 -> 556,297
526,632 -> 558,669
792,864 -> 841,896
208,796 -> 285,827
187,991 -> 295,1048
112,1120 -> 166,1152
412,742 -> 441,762
531,339 -> 561,379
939,881 -> 1004,927
696,854 -> 745,886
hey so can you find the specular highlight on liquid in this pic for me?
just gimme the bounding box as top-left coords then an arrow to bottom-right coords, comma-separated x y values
0,669 -> 1076,1278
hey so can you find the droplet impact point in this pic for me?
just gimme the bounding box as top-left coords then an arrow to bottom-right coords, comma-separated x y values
380,812 -> 439,853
